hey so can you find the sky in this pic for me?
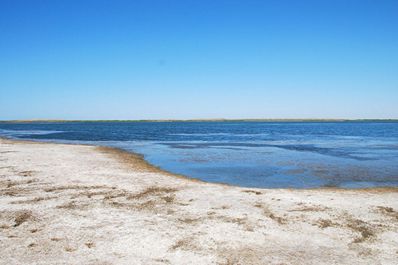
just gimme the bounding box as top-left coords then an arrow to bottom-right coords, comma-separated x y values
0,0 -> 397,120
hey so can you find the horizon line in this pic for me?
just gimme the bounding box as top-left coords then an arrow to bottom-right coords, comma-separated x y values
1,118 -> 398,123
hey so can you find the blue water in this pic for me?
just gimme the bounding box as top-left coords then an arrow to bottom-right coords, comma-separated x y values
1,121 -> 398,189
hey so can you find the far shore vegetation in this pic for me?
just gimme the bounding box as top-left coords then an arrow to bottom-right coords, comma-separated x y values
1,119 -> 397,123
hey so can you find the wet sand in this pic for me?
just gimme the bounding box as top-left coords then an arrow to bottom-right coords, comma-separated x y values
0,138 -> 397,264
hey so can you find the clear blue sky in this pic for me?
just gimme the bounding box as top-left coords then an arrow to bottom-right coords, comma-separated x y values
1,0 -> 397,120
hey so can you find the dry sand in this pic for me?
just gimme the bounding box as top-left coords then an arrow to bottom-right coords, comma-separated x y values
0,138 -> 397,265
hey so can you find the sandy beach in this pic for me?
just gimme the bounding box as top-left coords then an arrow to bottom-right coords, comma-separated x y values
0,138 -> 397,265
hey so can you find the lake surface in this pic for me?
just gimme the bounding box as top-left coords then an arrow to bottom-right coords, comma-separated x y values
1,121 -> 398,188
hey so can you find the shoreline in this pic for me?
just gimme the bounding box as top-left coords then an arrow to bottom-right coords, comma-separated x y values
1,136 -> 397,192
1,138 -> 397,264
2,119 -> 398,123
89,144 -> 398,193
0,137 -> 209,186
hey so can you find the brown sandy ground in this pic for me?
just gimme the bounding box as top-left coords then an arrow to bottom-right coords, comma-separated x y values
0,138 -> 397,265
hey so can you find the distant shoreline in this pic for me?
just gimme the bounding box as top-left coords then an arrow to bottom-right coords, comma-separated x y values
1,118 -> 398,123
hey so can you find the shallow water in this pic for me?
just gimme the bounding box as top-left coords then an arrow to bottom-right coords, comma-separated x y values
1,121 -> 398,188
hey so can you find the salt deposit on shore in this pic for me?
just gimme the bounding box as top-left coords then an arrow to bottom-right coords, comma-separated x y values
0,138 -> 397,264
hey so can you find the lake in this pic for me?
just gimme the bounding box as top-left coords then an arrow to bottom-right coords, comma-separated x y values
1,121 -> 398,188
